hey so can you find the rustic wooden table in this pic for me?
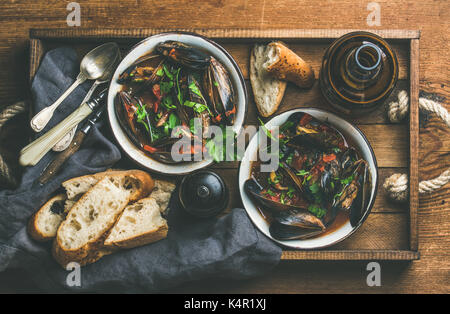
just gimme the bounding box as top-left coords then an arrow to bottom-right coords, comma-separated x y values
0,0 -> 448,293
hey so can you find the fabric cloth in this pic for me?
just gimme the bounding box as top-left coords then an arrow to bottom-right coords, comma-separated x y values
0,47 -> 281,293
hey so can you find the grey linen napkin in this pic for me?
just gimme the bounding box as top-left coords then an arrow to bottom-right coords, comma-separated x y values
0,47 -> 281,293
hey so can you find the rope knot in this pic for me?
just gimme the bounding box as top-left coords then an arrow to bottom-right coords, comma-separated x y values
385,90 -> 450,201
383,173 -> 409,202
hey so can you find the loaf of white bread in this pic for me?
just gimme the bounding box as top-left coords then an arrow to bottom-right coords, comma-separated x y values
28,170 -> 176,267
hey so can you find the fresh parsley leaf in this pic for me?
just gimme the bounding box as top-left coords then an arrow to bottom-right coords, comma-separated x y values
168,113 -> 180,129
296,170 -> 310,176
175,68 -> 183,105
160,81 -> 173,94
184,101 -> 210,114
287,186 -> 295,198
258,118 -> 276,141
309,182 -> 320,194
280,192 -> 286,204
340,174 -> 355,186
308,204 -> 327,219
156,67 -> 164,77
188,81 -> 203,98
163,64 -> 173,79
162,95 -> 176,109
189,118 -> 202,135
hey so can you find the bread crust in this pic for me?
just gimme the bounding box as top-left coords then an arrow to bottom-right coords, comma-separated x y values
52,171 -> 154,268
27,194 -> 66,242
104,224 -> 168,250
125,170 -> 155,201
266,42 -> 315,89
250,44 -> 287,117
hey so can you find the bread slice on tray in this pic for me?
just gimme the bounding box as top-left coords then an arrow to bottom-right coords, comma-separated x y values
250,43 -> 287,117
28,170 -> 125,242
265,41 -> 315,89
53,170 -> 154,267
104,179 -> 175,249
104,198 -> 168,249
28,194 -> 67,242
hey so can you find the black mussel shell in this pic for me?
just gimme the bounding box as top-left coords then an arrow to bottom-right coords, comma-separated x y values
269,209 -> 326,240
155,41 -> 211,70
244,178 -> 307,214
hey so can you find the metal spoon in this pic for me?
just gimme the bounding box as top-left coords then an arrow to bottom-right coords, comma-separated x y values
52,50 -> 121,151
30,42 -> 120,133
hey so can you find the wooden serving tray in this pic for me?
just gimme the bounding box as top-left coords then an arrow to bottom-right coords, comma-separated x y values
28,28 -> 420,261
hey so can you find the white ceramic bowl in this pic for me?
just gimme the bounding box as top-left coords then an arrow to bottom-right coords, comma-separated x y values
108,32 -> 247,175
239,108 -> 378,249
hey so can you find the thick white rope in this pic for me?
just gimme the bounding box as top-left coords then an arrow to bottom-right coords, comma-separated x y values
384,90 -> 450,201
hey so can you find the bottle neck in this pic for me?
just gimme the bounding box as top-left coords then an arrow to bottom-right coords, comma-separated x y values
345,43 -> 382,82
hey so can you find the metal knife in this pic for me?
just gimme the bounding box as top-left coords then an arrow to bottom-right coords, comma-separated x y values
38,105 -> 106,185
19,89 -> 107,167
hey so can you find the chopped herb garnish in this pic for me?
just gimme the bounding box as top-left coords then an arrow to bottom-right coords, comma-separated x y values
309,182 -> 320,194
163,64 -> 173,79
188,80 -> 203,98
160,81 -> 173,94
308,204 -> 327,219
296,170 -> 309,176
340,174 -> 355,186
258,118 -> 277,141
162,95 -> 176,109
184,100 -> 211,114
287,186 -> 295,198
168,113 -> 180,130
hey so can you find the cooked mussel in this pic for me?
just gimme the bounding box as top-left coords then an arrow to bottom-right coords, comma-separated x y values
155,41 -> 211,70
332,159 -> 371,227
114,91 -> 142,147
118,55 -> 163,84
287,112 -> 347,151
244,177 -> 308,214
203,57 -> 236,125
269,209 -> 326,240
187,74 -> 211,138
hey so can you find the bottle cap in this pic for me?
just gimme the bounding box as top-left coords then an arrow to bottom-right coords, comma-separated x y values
178,170 -> 229,218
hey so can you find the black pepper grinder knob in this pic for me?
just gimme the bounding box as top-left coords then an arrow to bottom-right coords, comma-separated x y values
178,170 -> 229,218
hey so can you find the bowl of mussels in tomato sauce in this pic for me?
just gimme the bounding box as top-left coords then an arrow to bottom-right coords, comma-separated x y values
108,32 -> 247,175
239,109 -> 378,249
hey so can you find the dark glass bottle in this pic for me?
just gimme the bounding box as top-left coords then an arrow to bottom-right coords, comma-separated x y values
319,31 -> 398,115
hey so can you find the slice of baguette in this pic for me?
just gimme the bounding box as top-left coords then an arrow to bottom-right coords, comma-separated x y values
28,170 -> 126,242
104,198 -> 168,249
28,194 -> 67,242
62,169 -> 124,202
104,180 -> 175,249
53,171 -> 154,267
250,43 -> 287,117
265,42 -> 315,89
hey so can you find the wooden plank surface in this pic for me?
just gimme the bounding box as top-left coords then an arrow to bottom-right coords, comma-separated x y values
409,39 -> 420,251
0,0 -> 448,294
